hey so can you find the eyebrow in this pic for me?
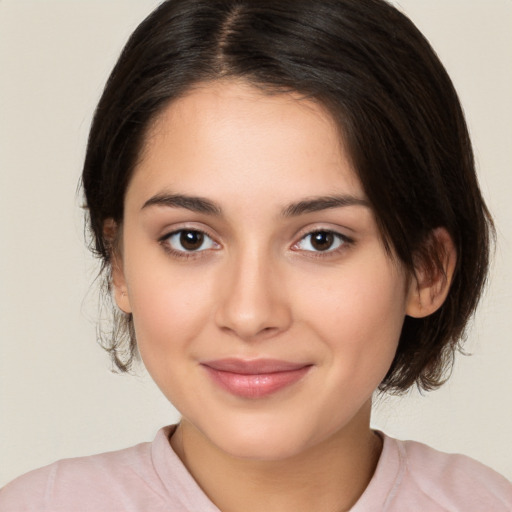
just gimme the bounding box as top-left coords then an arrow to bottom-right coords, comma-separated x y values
281,195 -> 370,217
141,192 -> 370,217
142,193 -> 222,215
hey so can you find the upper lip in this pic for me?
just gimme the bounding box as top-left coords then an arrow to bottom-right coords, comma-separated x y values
201,358 -> 311,375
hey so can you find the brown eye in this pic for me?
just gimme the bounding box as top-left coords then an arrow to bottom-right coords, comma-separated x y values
164,229 -> 217,253
310,231 -> 335,251
295,230 -> 348,253
180,230 -> 204,251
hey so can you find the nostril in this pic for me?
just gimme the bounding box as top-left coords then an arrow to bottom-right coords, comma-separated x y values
213,268 -> 293,339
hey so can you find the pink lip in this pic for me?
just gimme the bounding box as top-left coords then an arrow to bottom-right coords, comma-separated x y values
201,358 -> 312,399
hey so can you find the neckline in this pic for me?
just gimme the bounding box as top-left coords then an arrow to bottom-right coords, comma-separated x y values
152,426 -> 402,511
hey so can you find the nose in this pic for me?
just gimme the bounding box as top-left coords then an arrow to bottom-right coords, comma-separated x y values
214,249 -> 292,341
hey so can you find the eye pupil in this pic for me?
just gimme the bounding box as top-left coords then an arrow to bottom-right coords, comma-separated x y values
311,231 -> 334,251
180,230 -> 204,251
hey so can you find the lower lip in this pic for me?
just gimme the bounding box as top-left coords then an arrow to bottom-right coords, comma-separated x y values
202,366 -> 311,399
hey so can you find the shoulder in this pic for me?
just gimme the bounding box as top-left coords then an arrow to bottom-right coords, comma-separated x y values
396,436 -> 512,511
0,434 -> 165,512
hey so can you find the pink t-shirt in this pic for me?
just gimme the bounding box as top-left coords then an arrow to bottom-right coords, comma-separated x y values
1,426 -> 511,511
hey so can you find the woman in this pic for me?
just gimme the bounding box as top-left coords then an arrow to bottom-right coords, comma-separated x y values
1,1 -> 511,510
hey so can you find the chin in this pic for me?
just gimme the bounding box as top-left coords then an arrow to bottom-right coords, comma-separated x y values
199,413 -> 325,462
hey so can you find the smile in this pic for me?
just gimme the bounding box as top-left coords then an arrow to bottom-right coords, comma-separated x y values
201,359 -> 312,399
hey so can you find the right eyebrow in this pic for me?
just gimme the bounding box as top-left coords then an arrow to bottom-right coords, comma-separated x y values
141,193 -> 222,216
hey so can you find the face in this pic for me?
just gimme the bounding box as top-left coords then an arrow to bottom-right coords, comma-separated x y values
115,81 -> 414,460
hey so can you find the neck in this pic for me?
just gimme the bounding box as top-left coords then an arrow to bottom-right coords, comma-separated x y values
170,402 -> 381,512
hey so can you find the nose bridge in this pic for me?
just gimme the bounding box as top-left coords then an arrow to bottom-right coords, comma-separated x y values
215,242 -> 290,339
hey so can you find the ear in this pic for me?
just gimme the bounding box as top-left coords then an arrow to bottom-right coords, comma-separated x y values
406,228 -> 457,318
104,219 -> 132,314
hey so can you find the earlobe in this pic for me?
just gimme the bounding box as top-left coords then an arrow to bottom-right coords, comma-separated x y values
406,228 -> 457,319
104,218 -> 132,314
112,260 -> 132,314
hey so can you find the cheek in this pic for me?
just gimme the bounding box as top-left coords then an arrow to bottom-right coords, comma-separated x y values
125,258 -> 215,357
126,265 -> 216,405
298,259 -> 407,370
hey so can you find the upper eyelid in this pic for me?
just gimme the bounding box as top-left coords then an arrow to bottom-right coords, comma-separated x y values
290,229 -> 354,254
293,225 -> 354,242
296,230 -> 351,244
159,228 -> 220,256
157,224 -> 354,249
159,228 -> 219,249
301,228 -> 350,238
158,224 -> 217,242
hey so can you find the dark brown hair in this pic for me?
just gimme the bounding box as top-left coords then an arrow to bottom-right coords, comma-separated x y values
82,0 -> 493,393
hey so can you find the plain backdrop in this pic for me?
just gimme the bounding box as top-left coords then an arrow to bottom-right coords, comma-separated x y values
1,0 -> 511,487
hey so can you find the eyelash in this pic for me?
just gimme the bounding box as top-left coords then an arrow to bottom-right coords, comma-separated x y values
291,230 -> 353,257
159,228 -> 219,259
158,228 -> 353,260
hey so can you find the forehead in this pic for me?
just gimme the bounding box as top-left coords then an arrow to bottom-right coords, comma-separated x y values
128,80 -> 365,209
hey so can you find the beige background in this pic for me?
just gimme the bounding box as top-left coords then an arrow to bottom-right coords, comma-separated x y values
1,0 -> 511,487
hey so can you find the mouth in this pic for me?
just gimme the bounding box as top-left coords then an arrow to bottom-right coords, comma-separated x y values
200,358 -> 312,399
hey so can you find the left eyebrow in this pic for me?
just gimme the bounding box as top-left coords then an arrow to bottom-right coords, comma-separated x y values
281,195 -> 370,217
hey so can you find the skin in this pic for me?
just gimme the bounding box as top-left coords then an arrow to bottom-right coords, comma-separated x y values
113,81 -> 454,511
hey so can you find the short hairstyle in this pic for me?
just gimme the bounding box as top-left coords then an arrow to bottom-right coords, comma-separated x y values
82,0 -> 493,393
